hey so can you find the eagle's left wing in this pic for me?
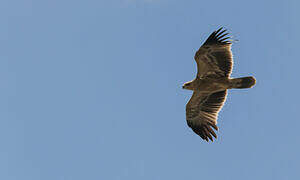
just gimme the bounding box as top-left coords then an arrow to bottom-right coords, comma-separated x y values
186,90 -> 227,141
194,28 -> 233,79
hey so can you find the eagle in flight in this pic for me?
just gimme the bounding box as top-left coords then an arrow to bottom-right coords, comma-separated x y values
183,27 -> 256,142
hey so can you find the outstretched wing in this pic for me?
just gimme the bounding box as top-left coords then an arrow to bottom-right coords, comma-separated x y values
186,90 -> 227,141
194,27 -> 233,79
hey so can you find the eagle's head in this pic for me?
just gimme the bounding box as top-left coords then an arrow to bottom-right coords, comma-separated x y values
182,81 -> 194,90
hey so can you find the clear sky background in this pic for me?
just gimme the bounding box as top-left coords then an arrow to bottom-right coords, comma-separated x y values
1,0 -> 299,179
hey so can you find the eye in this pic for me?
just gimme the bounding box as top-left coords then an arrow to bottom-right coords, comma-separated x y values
186,84 -> 190,86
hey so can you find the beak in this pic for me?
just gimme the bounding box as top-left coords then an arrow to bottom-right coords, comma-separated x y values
182,86 -> 185,89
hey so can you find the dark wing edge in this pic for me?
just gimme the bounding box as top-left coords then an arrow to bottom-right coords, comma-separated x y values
203,27 -> 232,46
187,90 -> 227,142
208,47 -> 233,77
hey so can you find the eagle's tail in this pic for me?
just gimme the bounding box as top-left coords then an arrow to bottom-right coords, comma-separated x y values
230,76 -> 256,89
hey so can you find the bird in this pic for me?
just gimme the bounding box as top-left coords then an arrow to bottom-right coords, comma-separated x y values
183,27 -> 256,142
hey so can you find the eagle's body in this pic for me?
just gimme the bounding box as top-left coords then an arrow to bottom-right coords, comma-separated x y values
185,77 -> 231,93
183,28 -> 256,142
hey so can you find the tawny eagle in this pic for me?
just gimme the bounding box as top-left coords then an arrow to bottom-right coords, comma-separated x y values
183,27 -> 256,142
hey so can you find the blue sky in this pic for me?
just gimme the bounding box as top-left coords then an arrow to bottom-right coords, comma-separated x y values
1,0 -> 299,179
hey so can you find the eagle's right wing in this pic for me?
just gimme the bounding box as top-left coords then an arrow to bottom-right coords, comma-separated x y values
194,28 -> 233,79
186,90 -> 227,141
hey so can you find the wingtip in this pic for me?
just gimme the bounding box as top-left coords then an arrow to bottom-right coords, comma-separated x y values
203,27 -> 233,45
190,123 -> 219,142
215,27 -> 224,33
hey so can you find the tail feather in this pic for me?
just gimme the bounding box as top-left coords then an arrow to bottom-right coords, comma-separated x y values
230,76 -> 256,89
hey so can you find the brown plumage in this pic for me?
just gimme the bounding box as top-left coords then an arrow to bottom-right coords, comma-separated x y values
183,27 -> 256,142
